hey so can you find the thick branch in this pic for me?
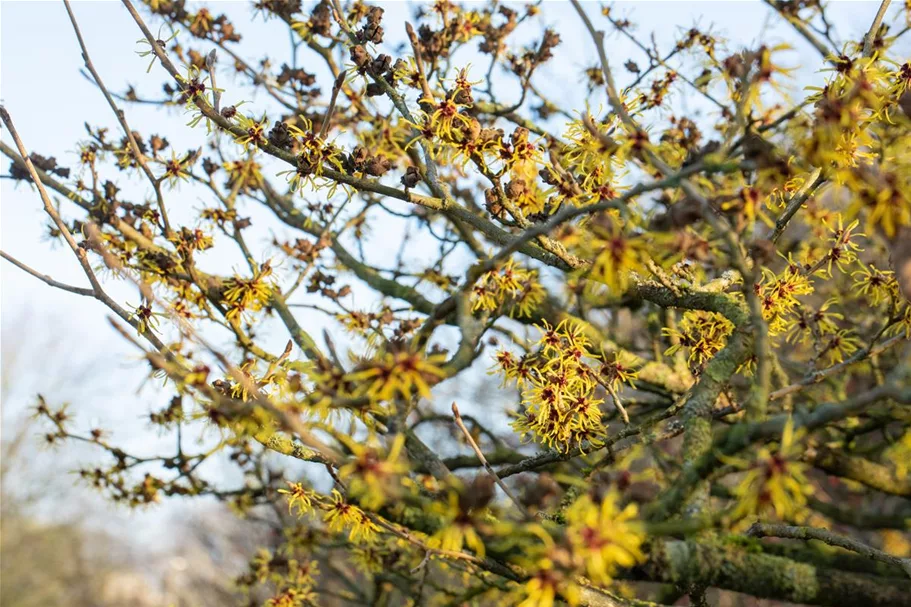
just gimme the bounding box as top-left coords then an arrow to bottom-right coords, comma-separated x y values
746,522 -> 911,578
646,538 -> 911,606
811,448 -> 911,497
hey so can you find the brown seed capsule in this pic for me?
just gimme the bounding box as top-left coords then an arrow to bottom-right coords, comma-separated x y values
346,146 -> 369,173
365,82 -> 385,97
462,117 -> 481,142
267,121 -> 293,150
349,45 -> 369,68
401,165 -> 422,188
368,54 -> 392,77
365,155 -> 392,177
505,179 -> 527,200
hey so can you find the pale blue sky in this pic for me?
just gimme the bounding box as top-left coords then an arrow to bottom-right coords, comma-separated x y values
0,0 -> 899,546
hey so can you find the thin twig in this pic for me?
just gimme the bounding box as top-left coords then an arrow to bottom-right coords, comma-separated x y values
769,334 -> 907,401
405,22 -> 435,104
763,0 -> 837,64
451,403 -> 529,518
863,0 -> 892,57
0,251 -> 95,297
0,107 -> 168,349
606,383 -> 631,425
63,0 -> 174,237
767,168 -> 825,243
319,70 -> 347,139
205,49 -> 221,113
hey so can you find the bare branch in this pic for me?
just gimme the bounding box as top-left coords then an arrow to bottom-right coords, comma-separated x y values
747,522 -> 911,578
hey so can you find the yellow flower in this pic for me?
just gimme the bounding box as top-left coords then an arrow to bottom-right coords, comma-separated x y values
427,489 -> 488,557
278,481 -> 314,517
337,434 -> 409,510
223,158 -> 264,193
785,298 -> 843,345
564,492 -> 645,585
726,417 -> 813,520
160,150 -> 192,186
420,97 -> 473,142
852,262 -> 896,306
586,215 -> 649,293
492,350 -> 535,388
233,113 -> 268,150
846,167 -> 911,239
819,215 -> 863,276
886,431 -> 911,479
322,490 -> 381,544
347,349 -> 447,403
350,545 -> 385,574
471,259 -> 545,318
504,127 -> 544,183
221,263 -> 275,322
819,329 -> 861,365
517,557 -> 580,607
599,351 -> 639,391
513,526 -> 581,607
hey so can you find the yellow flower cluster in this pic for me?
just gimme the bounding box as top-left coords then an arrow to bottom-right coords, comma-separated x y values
497,320 -> 638,451
221,263 -> 275,323
347,349 -> 448,403
567,212 -> 653,294
755,263 -> 815,337
300,346 -> 447,417
471,258 -> 546,318
285,116 -> 346,191
515,491 -> 645,607
253,549 -> 319,607
664,310 -> 735,369
562,115 -> 623,188
803,59 -> 911,237
322,489 -> 381,544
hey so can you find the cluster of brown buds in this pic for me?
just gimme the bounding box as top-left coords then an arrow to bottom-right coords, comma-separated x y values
356,6 -> 385,44
507,28 -> 561,78
343,146 -> 392,177
478,6 -> 519,56
274,236 -> 329,265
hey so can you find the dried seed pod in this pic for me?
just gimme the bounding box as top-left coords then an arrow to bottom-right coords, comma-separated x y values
349,45 -> 369,68
401,165 -> 422,188
364,155 -> 392,177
